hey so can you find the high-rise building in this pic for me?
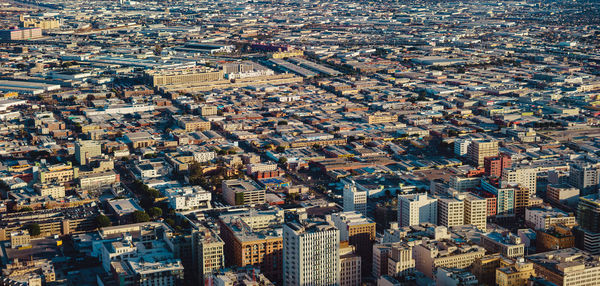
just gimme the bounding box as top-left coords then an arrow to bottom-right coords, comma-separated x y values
454,139 -> 472,157
343,182 -> 367,216
576,194 -> 600,254
464,193 -> 487,231
330,212 -> 376,277
283,221 -> 340,286
218,209 -> 284,283
467,140 -> 498,167
484,154 -> 511,177
569,162 -> 600,195
192,228 -> 225,285
75,140 -> 102,166
386,243 -> 415,277
502,167 -> 537,197
437,196 -> 464,228
339,241 -> 361,286
398,194 -> 437,227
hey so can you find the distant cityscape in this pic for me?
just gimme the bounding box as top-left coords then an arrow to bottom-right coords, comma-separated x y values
0,0 -> 599,285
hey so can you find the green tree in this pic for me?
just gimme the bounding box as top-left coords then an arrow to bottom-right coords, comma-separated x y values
96,214 -> 112,228
275,145 -> 286,153
132,210 -> 150,223
278,157 -> 288,166
26,223 -> 41,236
147,207 -> 163,219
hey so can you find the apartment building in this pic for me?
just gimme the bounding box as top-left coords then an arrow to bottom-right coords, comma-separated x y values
283,221 -> 340,286
222,179 -> 266,206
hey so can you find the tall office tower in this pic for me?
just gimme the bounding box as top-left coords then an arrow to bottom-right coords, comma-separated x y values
343,182 -> 367,216
398,194 -> 437,227
283,221 -> 340,286
75,140 -> 102,165
464,193 -> 487,231
192,228 -> 225,285
576,194 -> 600,254
437,196 -> 465,228
467,140 -> 498,167
569,162 -> 600,195
484,154 -> 512,177
330,212 -> 376,277
339,242 -> 361,286
513,186 -> 530,217
501,167 -> 537,196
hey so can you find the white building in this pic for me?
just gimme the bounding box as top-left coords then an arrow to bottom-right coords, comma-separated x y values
464,193 -> 487,231
283,221 -> 340,286
343,182 -> 367,216
163,186 -> 212,211
398,194 -> 438,227
454,139 -> 471,157
502,167 -> 537,196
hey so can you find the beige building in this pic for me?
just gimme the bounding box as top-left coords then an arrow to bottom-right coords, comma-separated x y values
38,163 -> 78,185
496,259 -> 535,286
222,179 -> 266,206
176,116 -> 211,132
10,230 -> 31,248
528,248 -> 600,286
387,243 -> 415,277
34,184 -> 65,199
147,68 -> 224,87
340,242 -> 361,286
75,140 -> 102,165
365,113 -> 398,124
464,193 -> 487,231
467,140 -> 499,167
502,167 -> 538,196
193,228 -> 224,283
413,240 -> 486,278
438,197 -> 464,228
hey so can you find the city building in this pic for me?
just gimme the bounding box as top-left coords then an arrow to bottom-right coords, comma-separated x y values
340,241 -> 361,286
437,196 -> 465,228
576,194 -> 600,254
464,193 -> 487,231
569,162 -> 600,195
222,179 -> 266,206
343,182 -> 367,216
467,140 -> 499,167
525,206 -> 577,230
481,231 -> 525,258
330,212 -> 376,276
398,194 -> 438,227
528,248 -> 600,286
218,209 -> 284,283
546,184 -> 580,209
413,239 -> 486,278
496,259 -> 535,286
283,221 -> 340,286
75,140 -> 102,166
